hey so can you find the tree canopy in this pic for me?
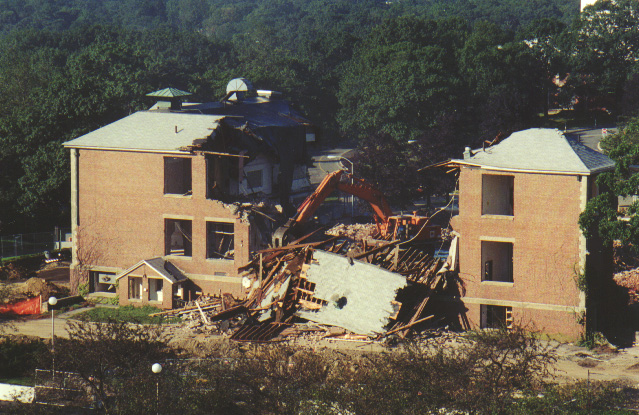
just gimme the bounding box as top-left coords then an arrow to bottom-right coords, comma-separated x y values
7,0 -> 639,232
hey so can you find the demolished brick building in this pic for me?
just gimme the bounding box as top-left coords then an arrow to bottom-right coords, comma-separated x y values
62,80 -> 315,308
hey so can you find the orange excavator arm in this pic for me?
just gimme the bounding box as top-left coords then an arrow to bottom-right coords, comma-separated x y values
272,170 -> 393,246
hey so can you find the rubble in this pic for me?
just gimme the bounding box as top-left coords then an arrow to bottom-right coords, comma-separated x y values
325,223 -> 377,240
164,231 -> 462,343
614,269 -> 639,304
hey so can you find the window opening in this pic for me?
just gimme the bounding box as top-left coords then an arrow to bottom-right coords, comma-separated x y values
207,222 -> 234,259
206,155 -> 233,200
482,174 -> 514,215
164,157 -> 192,195
89,271 -> 116,293
481,305 -> 513,329
149,278 -> 164,302
128,277 -> 142,300
165,219 -> 192,256
245,169 -> 263,190
481,241 -> 513,282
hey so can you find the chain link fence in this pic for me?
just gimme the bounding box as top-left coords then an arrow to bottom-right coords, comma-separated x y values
34,369 -> 92,408
0,228 -> 71,260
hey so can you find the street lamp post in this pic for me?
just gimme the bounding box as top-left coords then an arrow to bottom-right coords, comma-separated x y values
327,155 -> 355,217
152,363 -> 162,415
48,296 -> 57,379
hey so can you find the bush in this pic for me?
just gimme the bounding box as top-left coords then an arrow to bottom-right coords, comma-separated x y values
73,305 -> 179,324
0,336 -> 48,383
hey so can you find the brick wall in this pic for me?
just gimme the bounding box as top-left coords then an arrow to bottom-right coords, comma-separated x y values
452,166 -> 586,338
74,149 -> 250,298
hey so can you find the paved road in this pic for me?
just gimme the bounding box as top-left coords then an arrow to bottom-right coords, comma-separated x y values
567,126 -> 617,152
8,308 -> 90,339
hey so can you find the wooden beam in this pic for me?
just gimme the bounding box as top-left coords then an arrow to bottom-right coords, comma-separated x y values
381,315 -> 435,338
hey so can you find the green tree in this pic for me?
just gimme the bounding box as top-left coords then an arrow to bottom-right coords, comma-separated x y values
567,0 -> 639,114
338,16 -> 469,141
459,22 -> 548,139
579,117 -> 639,248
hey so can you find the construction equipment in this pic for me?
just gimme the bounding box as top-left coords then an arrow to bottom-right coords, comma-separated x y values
272,170 -> 440,246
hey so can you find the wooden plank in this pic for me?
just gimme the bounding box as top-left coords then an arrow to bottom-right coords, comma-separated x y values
353,241 -> 398,260
256,236 -> 340,254
381,315 -> 435,338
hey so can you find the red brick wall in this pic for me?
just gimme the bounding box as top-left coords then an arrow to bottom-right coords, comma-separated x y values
76,149 -> 249,298
453,166 -> 585,338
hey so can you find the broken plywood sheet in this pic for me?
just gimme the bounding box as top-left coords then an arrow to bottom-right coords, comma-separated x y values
295,250 -> 407,336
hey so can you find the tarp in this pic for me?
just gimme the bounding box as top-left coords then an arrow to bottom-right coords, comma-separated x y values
0,296 -> 41,315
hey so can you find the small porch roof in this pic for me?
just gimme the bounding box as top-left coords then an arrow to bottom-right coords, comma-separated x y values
115,257 -> 188,284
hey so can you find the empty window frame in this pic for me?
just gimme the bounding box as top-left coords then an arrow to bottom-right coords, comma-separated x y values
207,221 -> 234,260
482,174 -> 514,215
128,277 -> 143,300
165,219 -> 192,257
481,241 -> 513,282
481,305 -> 513,329
89,271 -> 116,293
206,155 -> 233,199
245,169 -> 263,191
164,157 -> 192,195
148,278 -> 164,302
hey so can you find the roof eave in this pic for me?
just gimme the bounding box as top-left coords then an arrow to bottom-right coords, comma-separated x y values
450,159 -> 599,176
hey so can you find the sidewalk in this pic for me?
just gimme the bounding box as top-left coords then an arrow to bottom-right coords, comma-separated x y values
8,307 -> 92,339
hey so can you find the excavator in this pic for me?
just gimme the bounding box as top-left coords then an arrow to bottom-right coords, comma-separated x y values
272,170 -> 440,247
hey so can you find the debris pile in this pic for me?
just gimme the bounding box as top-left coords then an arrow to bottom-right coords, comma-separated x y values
325,223 -> 377,240
614,269 -> 639,304
167,233 -> 463,343
151,294 -> 244,333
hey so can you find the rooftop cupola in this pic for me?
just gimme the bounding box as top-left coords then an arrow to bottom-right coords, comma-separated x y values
146,87 -> 192,111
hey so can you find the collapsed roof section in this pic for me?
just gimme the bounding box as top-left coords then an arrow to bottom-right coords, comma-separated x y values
62,80 -> 312,205
295,250 -> 407,336
62,93 -> 310,163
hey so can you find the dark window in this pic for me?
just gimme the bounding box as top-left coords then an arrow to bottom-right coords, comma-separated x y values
481,241 -> 513,282
481,305 -> 513,329
482,174 -> 514,215
207,222 -> 234,259
165,219 -> 192,257
164,157 -> 192,195
245,169 -> 263,190
206,155 -> 233,200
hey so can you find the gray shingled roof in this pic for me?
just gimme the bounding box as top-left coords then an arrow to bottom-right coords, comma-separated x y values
455,128 -> 615,174
116,257 -> 188,283
63,111 -> 222,152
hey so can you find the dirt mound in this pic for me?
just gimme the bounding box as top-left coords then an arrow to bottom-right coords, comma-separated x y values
22,277 -> 65,299
0,262 -> 26,280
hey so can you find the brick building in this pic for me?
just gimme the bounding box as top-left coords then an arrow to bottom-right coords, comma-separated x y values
448,128 -> 614,339
63,81 -> 313,309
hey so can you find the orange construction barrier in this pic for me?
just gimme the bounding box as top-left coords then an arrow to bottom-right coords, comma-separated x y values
0,296 -> 42,315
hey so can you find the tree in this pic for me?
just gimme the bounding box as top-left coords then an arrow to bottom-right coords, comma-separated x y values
56,319 -> 175,412
459,22 -> 548,139
567,0 -> 639,114
337,17 -> 469,141
579,117 -> 639,249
